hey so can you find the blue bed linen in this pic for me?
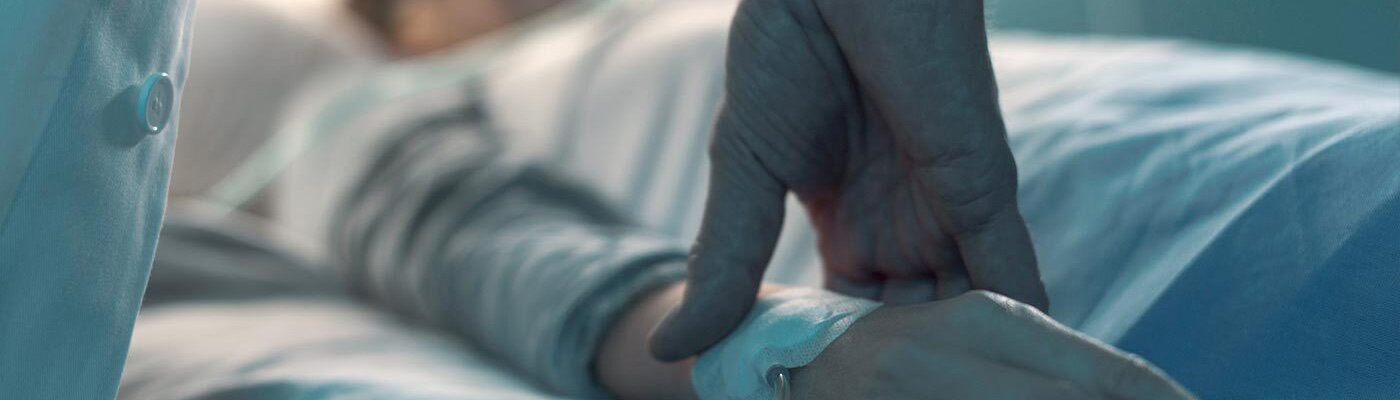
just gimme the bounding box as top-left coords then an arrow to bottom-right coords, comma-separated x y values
991,35 -> 1400,398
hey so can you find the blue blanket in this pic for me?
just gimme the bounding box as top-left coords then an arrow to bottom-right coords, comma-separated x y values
993,36 -> 1400,398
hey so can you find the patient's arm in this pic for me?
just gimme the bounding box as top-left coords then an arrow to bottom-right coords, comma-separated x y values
597,281 -> 697,399
327,118 -> 691,396
327,115 -> 1191,399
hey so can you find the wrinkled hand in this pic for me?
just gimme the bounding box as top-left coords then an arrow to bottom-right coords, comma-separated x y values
651,0 -> 1048,361
796,291 -> 1196,399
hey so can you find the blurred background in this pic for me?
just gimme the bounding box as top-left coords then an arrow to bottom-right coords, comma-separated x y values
172,0 -> 1400,217
990,0 -> 1398,73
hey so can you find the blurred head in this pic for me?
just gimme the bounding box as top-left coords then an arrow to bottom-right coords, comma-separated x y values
348,0 -> 569,57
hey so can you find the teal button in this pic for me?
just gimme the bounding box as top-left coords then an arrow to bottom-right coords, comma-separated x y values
137,72 -> 174,134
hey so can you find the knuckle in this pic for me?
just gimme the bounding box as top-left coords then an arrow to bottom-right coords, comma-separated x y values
960,290 -> 1008,311
944,290 -> 1012,327
1107,354 -> 1158,394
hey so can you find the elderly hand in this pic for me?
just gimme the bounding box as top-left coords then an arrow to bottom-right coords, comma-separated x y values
796,291 -> 1196,400
650,0 -> 1048,361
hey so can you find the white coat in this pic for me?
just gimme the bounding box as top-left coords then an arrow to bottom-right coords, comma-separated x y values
0,0 -> 194,398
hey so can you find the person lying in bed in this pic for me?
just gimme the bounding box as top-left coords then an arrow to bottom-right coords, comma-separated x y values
352,0 -> 1058,364
128,0 -> 1399,398
309,59 -> 1188,398
242,0 -> 1192,398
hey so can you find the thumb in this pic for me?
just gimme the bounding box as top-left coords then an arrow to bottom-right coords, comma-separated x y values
649,116 -> 787,362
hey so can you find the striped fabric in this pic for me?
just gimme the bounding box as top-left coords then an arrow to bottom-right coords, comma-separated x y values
272,2 -> 823,395
327,89 -> 690,396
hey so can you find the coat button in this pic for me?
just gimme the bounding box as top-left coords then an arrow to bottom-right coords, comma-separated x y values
137,72 -> 174,134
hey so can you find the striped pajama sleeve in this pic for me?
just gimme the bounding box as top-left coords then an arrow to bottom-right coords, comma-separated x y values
326,101 -> 688,397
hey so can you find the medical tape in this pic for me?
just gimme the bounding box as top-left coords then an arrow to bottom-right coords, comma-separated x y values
691,287 -> 880,400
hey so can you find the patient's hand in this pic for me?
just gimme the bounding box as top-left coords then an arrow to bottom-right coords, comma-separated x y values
652,0 -> 1047,361
603,284 -> 1193,399
797,291 -> 1196,400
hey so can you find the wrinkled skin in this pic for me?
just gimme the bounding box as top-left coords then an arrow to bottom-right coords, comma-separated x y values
650,0 -> 1049,361
795,291 -> 1197,400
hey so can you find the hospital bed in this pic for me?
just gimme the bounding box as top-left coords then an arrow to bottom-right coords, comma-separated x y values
125,0 -> 1400,399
